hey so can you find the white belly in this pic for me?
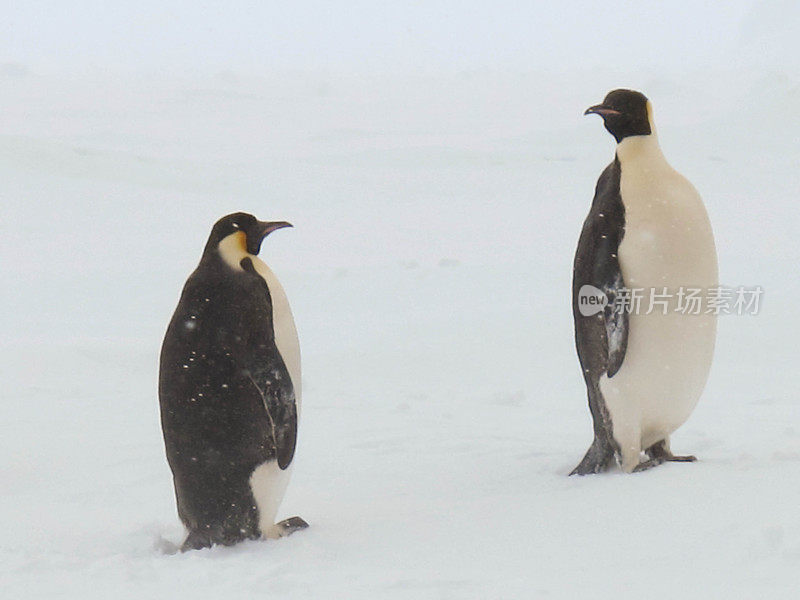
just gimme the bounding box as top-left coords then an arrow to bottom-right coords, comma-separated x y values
600,154 -> 717,468
249,459 -> 293,537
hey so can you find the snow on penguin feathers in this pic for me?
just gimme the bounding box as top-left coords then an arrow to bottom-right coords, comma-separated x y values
572,89 -> 718,474
159,212 -> 307,551
158,90 -> 716,551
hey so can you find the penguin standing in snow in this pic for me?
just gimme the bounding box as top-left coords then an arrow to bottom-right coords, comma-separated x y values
571,90 -> 718,474
159,212 -> 307,550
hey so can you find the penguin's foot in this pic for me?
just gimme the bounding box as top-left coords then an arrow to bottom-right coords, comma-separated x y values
664,454 -> 697,462
181,529 -> 214,552
632,457 -> 665,473
570,436 -> 615,475
633,445 -> 698,473
277,516 -> 309,536
265,516 -> 309,539
646,440 -> 697,463
180,523 -> 259,551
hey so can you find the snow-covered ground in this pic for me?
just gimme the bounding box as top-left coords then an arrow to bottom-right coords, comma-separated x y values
2,22 -> 800,599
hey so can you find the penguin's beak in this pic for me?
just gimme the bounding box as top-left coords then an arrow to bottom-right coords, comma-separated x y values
246,221 -> 293,255
259,221 -> 293,237
584,104 -> 621,117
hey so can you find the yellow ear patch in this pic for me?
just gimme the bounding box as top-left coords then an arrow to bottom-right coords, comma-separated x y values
218,231 -> 249,271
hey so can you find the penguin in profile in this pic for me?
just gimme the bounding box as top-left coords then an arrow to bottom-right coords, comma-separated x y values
571,90 -> 718,474
159,212 -> 307,550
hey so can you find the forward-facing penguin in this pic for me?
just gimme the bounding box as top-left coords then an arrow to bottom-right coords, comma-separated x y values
159,212 -> 307,550
571,90 -> 718,474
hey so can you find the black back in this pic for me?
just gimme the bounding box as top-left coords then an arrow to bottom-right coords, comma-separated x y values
570,158 -> 629,474
158,250 -> 297,547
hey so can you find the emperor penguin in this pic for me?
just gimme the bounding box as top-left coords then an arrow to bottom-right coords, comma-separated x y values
571,89 -> 718,474
159,212 -> 307,550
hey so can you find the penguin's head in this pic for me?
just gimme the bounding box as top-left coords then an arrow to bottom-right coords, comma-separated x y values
204,212 -> 292,260
585,89 -> 652,143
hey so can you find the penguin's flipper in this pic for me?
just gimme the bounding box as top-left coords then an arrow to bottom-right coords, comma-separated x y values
238,257 -> 299,471
244,371 -> 298,470
571,159 -> 628,474
601,272 -> 628,378
573,158 -> 629,381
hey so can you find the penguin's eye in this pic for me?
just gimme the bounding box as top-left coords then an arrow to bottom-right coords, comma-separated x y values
232,222 -> 239,229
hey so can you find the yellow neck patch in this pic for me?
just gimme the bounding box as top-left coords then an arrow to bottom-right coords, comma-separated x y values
217,231 -> 249,271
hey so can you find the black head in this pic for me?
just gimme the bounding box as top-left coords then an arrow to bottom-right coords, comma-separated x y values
585,89 -> 651,143
203,212 -> 292,258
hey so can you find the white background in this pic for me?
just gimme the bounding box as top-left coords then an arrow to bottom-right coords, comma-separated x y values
1,2 -> 798,598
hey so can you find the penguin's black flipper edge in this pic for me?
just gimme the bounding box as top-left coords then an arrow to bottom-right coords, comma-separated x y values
574,159 -> 629,382
244,371 -> 298,470
602,272 -> 628,378
239,257 -> 299,470
264,383 -> 298,470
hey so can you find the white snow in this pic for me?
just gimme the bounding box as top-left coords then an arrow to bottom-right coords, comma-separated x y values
1,3 -> 799,598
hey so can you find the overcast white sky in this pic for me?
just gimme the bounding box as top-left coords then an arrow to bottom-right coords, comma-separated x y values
2,1 -> 781,75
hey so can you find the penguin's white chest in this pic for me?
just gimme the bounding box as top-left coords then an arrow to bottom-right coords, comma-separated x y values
600,150 -> 718,463
250,256 -> 302,406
